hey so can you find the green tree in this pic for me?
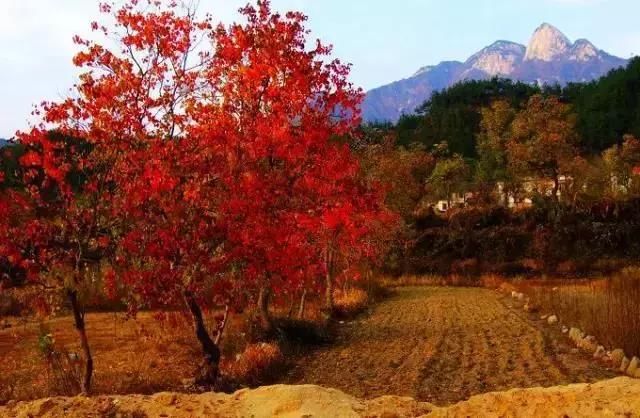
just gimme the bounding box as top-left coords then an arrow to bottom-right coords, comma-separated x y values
426,155 -> 471,207
565,57 -> 640,152
475,100 -> 518,202
507,95 -> 578,201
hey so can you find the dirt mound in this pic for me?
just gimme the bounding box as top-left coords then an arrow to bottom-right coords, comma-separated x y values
1,378 -> 639,418
437,377 -> 640,417
0,385 -> 434,418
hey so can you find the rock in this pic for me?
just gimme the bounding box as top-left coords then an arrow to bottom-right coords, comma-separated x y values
578,336 -> 598,353
594,346 -> 606,359
511,291 -> 518,299
627,357 -> 640,377
569,328 -> 584,343
609,349 -> 626,368
540,315 -> 549,320
561,326 -> 569,334
517,293 -> 526,302
547,315 -> 559,325
620,357 -> 631,373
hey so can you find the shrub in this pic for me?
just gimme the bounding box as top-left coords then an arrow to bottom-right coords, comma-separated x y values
36,326 -> 82,396
222,342 -> 284,386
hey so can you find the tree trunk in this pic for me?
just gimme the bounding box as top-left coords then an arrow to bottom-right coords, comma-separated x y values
183,290 -> 220,385
257,286 -> 273,333
552,173 -> 560,202
325,273 -> 334,313
324,250 -> 335,317
67,290 -> 93,395
214,305 -> 230,346
298,289 -> 307,319
287,297 -> 295,319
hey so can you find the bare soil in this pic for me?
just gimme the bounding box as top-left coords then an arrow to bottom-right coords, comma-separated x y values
3,377 -> 639,418
284,287 -> 617,405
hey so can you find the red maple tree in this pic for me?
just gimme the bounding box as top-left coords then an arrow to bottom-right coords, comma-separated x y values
190,1 -> 393,325
1,0 -> 396,391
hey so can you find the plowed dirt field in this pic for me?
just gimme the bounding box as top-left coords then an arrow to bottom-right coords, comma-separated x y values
285,287 -> 616,405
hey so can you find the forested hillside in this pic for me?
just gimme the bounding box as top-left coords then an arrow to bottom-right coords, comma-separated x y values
358,57 -> 640,276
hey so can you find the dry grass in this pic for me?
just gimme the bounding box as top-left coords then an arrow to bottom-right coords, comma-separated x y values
514,269 -> 640,358
333,288 -> 369,318
0,284 -> 379,404
0,308 -> 294,404
221,342 -> 284,386
0,311 -> 204,403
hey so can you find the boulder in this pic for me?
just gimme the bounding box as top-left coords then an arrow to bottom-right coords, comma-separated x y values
593,346 -> 606,360
547,315 -> 559,325
627,357 -> 640,377
569,328 -> 583,342
620,357 -> 631,373
609,349 -> 626,368
578,336 -> 598,353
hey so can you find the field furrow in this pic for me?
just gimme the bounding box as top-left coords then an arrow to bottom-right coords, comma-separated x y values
285,287 -> 617,405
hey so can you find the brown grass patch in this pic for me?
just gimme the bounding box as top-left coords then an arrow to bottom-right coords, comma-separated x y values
0,309 -> 262,404
0,279 -> 384,403
221,342 -> 284,386
333,288 -> 369,318
514,269 -> 640,357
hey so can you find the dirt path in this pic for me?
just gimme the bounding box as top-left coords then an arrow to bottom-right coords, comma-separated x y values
284,287 -> 617,406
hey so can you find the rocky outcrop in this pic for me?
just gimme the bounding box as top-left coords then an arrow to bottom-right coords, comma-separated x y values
2,379 -> 640,418
463,41 -> 525,77
524,23 -> 571,62
363,23 -> 628,122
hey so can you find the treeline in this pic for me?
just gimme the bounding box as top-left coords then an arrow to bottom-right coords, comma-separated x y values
388,57 -> 640,157
358,58 -> 640,276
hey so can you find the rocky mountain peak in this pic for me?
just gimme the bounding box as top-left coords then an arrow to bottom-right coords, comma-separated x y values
465,41 -> 525,76
524,23 -> 571,61
362,23 -> 628,122
570,39 -> 600,61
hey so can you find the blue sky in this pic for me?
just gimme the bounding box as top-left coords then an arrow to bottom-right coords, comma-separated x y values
1,0 -> 639,137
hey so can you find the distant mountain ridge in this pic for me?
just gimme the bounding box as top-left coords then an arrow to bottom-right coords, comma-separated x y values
363,23 -> 629,122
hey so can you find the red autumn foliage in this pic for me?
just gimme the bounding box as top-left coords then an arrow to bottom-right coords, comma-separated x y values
0,0 -> 396,392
